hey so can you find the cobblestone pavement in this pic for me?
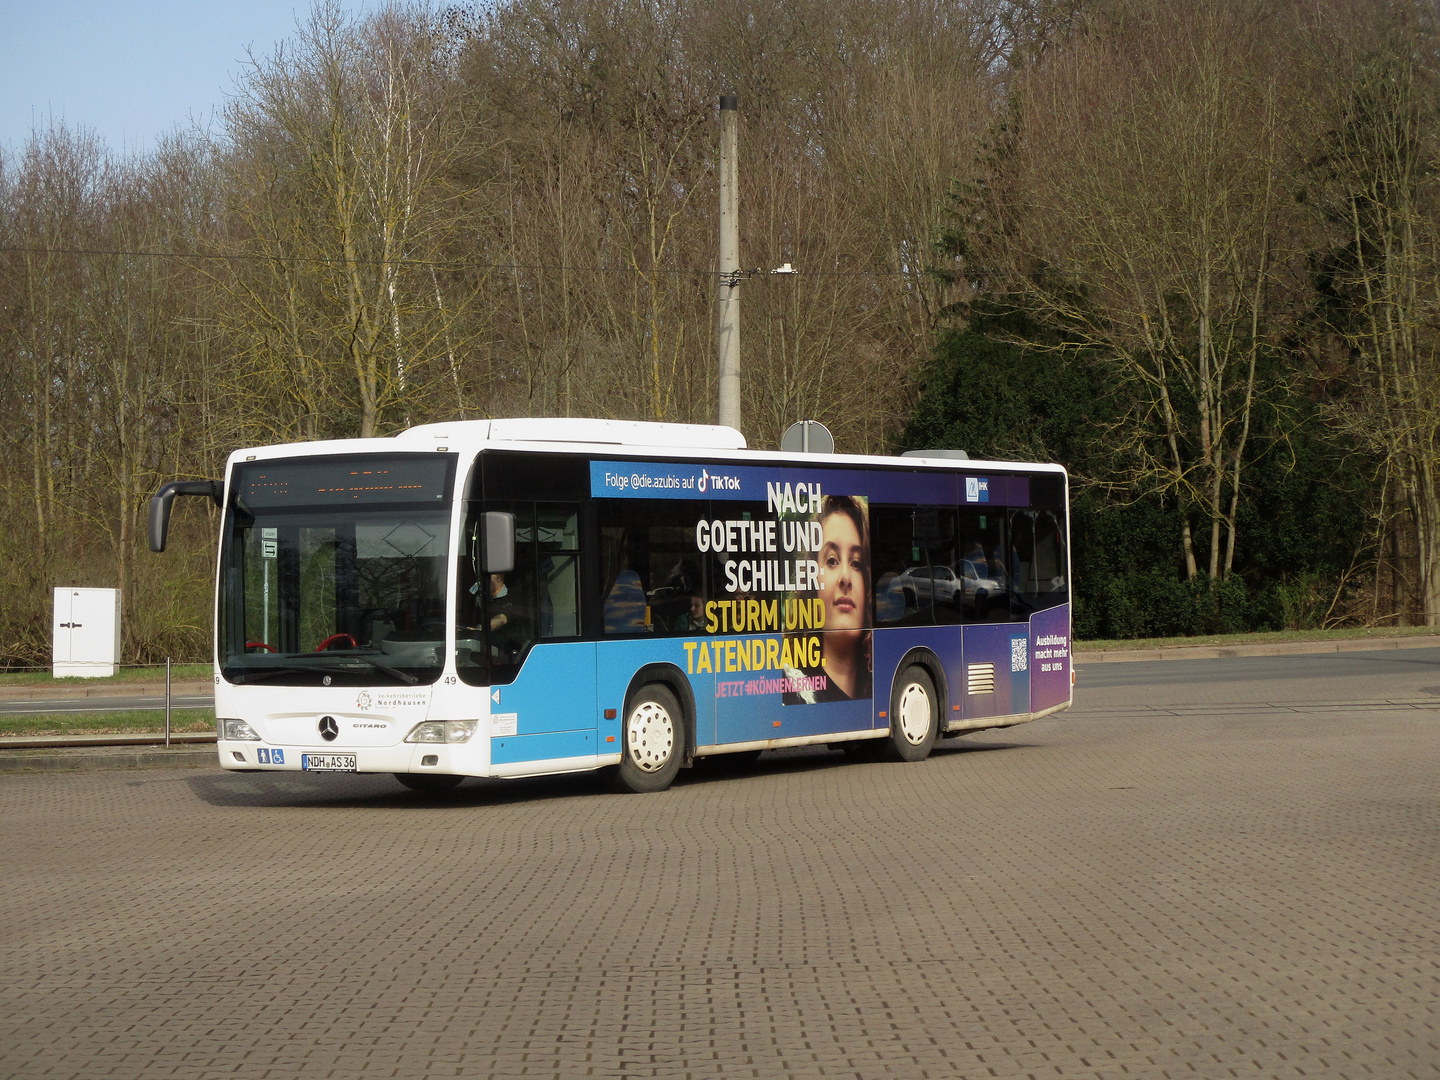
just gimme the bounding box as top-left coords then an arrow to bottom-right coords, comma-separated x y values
3,650 -> 1439,1079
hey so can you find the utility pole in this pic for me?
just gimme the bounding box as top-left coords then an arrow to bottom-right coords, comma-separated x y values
717,94 -> 740,432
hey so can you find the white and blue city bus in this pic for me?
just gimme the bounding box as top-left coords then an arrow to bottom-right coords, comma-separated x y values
148,418 -> 1072,792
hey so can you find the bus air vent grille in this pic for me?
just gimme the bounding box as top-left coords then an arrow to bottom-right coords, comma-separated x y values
967,663 -> 995,695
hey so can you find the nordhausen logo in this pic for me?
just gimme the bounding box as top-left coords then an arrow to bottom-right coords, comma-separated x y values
356,691 -> 372,711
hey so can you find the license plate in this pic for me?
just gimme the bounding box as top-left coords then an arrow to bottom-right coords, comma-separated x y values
302,753 -> 357,772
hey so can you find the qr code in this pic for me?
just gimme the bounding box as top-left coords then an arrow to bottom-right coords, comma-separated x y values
1011,637 -> 1028,673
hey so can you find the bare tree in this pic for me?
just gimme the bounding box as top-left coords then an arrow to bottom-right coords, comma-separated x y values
962,0 -> 1298,580
219,0 -> 484,440
1310,8 -> 1440,624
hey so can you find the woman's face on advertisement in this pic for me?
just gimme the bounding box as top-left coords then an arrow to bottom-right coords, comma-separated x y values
819,509 -> 865,635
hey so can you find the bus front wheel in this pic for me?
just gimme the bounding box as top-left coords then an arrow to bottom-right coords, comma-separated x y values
613,684 -> 685,793
885,666 -> 938,762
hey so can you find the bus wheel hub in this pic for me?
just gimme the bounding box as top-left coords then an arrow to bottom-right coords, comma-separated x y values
627,701 -> 675,772
897,683 -> 931,745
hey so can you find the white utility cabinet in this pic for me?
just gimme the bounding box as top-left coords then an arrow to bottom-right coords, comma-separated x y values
53,588 -> 122,678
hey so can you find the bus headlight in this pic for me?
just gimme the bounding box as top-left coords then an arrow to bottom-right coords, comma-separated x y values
405,720 -> 478,744
220,718 -> 261,741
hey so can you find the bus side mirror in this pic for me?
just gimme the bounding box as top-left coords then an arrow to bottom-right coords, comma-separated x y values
482,511 -> 515,574
148,480 -> 223,552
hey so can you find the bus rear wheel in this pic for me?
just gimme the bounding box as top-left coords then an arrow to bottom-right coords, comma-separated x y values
613,684 -> 685,793
885,666 -> 938,762
394,773 -> 464,793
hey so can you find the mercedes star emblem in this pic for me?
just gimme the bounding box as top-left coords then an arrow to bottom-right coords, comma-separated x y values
319,716 -> 340,741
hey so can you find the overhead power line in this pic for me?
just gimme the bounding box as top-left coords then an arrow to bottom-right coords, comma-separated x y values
0,244 -> 924,279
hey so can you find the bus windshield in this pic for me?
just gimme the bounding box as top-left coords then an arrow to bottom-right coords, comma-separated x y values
218,453 -> 456,686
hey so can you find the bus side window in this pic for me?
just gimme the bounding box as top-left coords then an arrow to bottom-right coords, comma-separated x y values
598,500 -> 709,636
919,507 -> 961,626
1011,509 -> 1068,615
536,503 -> 581,639
871,506 -> 928,627
459,501 -> 577,686
485,503 -> 537,685
1009,510 -> 1034,613
958,507 -> 1010,624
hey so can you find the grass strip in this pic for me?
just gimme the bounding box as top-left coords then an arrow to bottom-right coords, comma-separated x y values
1076,625 -> 1440,652
0,710 -> 216,738
0,665 -> 211,687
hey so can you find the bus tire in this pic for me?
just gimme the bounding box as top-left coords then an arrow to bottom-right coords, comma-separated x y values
885,665 -> 938,762
614,683 -> 685,793
394,773 -> 464,792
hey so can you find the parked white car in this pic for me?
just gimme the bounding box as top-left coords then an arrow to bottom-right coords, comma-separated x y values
959,557 -> 1009,617
896,564 -> 962,605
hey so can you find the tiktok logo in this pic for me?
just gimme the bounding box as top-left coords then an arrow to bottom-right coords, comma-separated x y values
697,468 -> 739,493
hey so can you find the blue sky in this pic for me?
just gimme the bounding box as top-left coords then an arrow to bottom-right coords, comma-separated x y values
0,1 -> 377,158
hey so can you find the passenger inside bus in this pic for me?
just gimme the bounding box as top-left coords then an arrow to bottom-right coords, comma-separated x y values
672,591 -> 706,633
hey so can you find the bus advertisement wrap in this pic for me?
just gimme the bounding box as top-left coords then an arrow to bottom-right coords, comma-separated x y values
594,460 -> 873,704
697,487 -> 871,706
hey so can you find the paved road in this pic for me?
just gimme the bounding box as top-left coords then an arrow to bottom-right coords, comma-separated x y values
2,649 -> 1438,1079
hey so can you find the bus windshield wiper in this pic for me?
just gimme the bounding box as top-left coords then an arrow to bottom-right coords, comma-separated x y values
230,655 -> 418,686
344,652 -> 420,685
229,664 -> 313,685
